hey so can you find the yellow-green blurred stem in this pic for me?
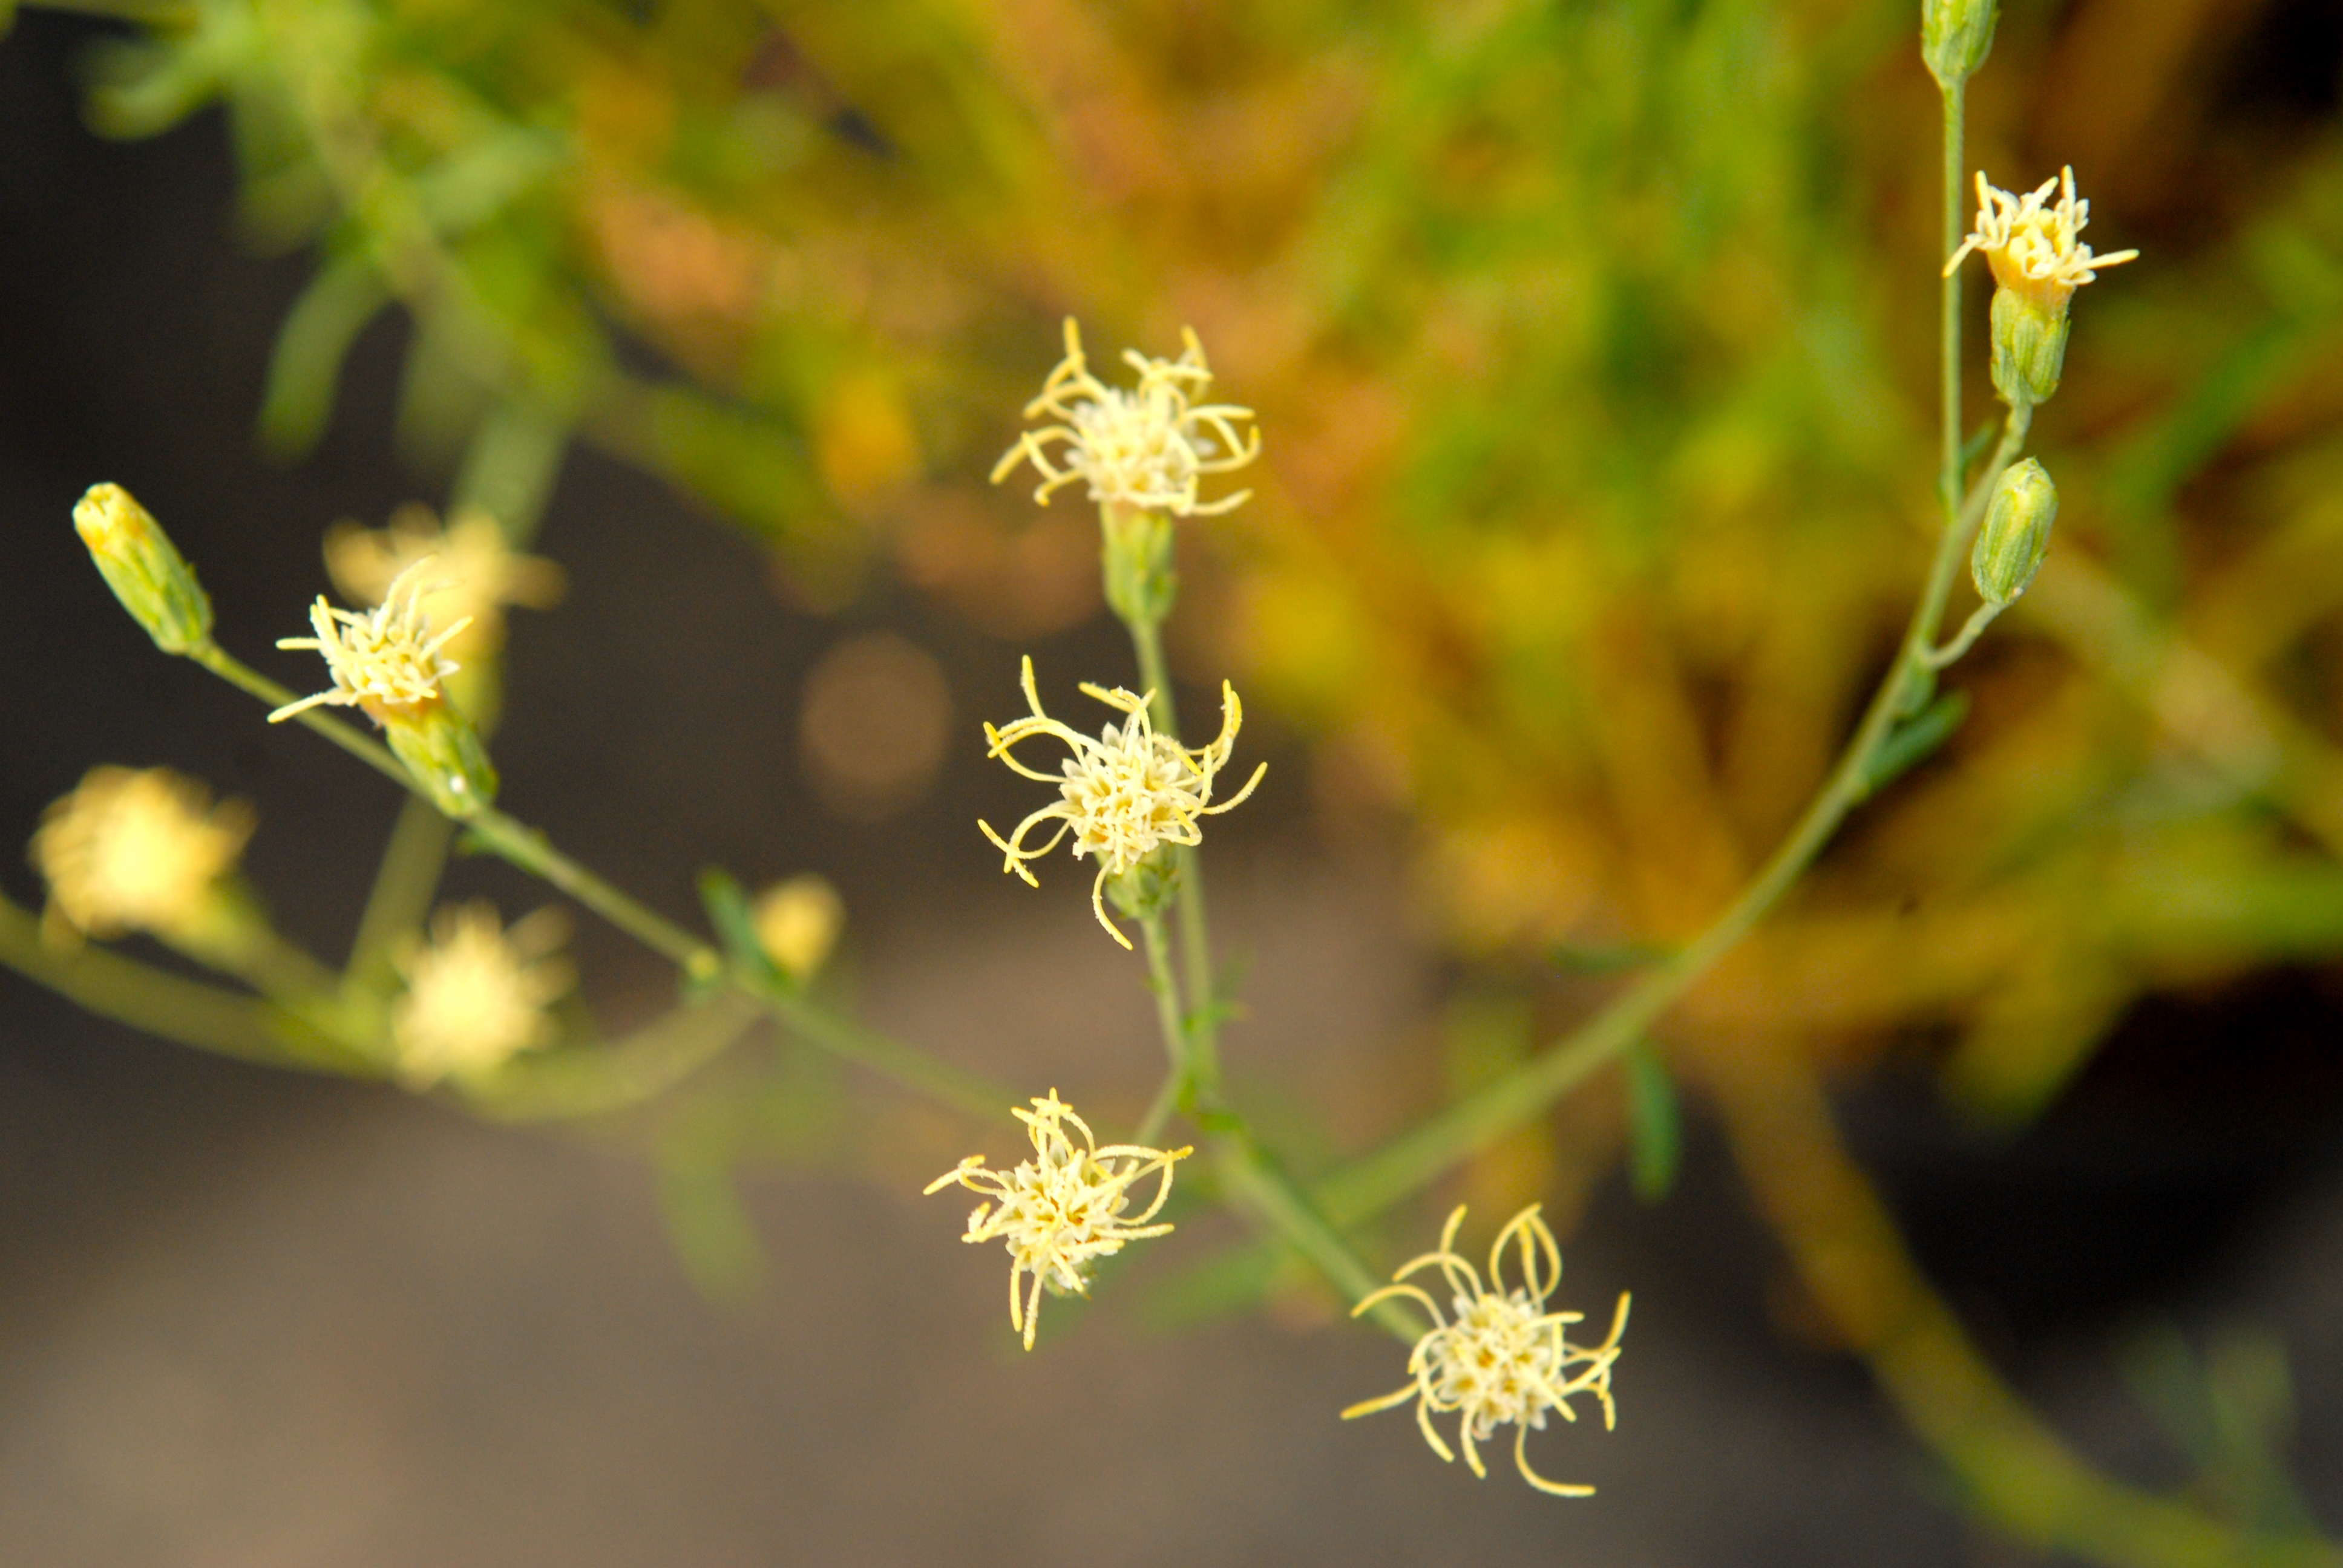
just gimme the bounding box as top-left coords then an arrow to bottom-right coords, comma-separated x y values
1123,612 -> 1224,1061
0,893 -> 373,1076
185,641 -> 1006,1116
1136,912 -> 1416,1339
1315,403 -> 2034,1228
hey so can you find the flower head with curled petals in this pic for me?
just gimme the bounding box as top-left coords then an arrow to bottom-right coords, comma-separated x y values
991,318 -> 1261,518
1343,1204 -> 1631,1497
1944,166 -> 2137,309
269,557 -> 471,724
30,766 -> 253,939
978,656 -> 1265,948
925,1089 -> 1191,1349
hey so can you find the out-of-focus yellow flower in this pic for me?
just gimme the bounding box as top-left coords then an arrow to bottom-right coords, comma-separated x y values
923,1089 -> 1190,1350
1944,166 -> 2137,310
978,656 -> 1265,947
324,504 -> 565,662
991,318 -> 1260,518
391,902 -> 572,1086
30,766 -> 253,940
1344,1204 -> 1630,1498
752,874 -> 844,981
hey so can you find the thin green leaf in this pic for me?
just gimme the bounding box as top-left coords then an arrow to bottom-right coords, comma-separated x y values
1859,689 -> 1970,799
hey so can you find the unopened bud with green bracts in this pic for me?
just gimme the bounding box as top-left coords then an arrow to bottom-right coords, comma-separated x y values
1105,846 -> 1182,925
1101,504 -> 1178,630
73,483 -> 214,655
1989,287 -> 2071,408
380,696 -> 500,817
1971,458 -> 2057,607
1922,0 -> 1997,88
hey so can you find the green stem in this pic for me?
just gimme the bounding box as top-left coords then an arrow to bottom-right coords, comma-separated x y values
1924,600 -> 2002,671
1314,403 -> 2033,1228
179,640 -> 1003,1116
188,641 -> 418,795
1214,1138 -> 1421,1341
760,988 -> 1011,1119
344,794 -> 456,995
1941,82 -> 1967,519
1124,613 -> 1224,1082
1132,1068 -> 1182,1148
1138,912 -> 1194,1097
0,893 -> 372,1075
466,990 -> 767,1122
1137,916 -> 1414,1338
459,811 -> 710,972
183,916 -> 345,1004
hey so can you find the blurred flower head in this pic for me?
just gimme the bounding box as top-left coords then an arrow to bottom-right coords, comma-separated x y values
324,504 -> 564,663
978,656 -> 1265,947
923,1089 -> 1190,1350
752,873 -> 845,982
30,766 -> 253,940
1344,1204 -> 1630,1498
1945,166 -> 2137,309
391,902 -> 572,1087
270,557 -> 468,724
991,318 -> 1261,518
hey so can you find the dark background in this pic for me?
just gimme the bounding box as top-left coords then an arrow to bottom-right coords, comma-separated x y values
2,9 -> 2340,1565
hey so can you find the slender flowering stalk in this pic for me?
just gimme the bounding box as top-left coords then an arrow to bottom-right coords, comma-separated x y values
978,656 -> 1265,948
269,557 -> 472,724
1343,1204 -> 1630,1498
990,318 -> 1261,517
391,901 -> 572,1086
924,1089 -> 1191,1349
1943,166 -> 2137,306
30,766 -> 254,940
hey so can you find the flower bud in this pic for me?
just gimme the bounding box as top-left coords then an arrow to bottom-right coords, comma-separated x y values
73,483 -> 214,655
1971,458 -> 2057,606
1922,0 -> 1997,88
753,874 -> 845,982
1988,287 -> 2070,408
380,697 -> 499,817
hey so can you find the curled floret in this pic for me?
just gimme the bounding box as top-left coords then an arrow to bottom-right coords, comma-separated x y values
977,656 -> 1265,948
1343,1204 -> 1631,1497
991,318 -> 1260,517
925,1089 -> 1191,1350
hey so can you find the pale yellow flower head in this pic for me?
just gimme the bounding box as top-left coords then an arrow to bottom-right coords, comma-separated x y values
269,557 -> 468,724
30,766 -> 253,939
324,504 -> 564,662
391,902 -> 572,1086
1944,166 -> 2137,309
752,874 -> 845,982
924,1089 -> 1190,1350
1343,1204 -> 1631,1498
991,318 -> 1261,518
978,656 -> 1265,948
